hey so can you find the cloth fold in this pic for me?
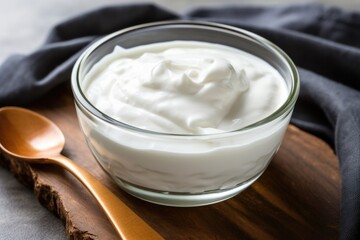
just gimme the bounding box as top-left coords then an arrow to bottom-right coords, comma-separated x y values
0,3 -> 359,239
0,4 -> 177,106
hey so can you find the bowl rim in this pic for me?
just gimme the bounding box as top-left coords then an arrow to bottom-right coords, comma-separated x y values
71,20 -> 300,137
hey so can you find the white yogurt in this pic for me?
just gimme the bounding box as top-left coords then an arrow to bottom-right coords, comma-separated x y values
83,41 -> 288,134
78,41 -> 291,194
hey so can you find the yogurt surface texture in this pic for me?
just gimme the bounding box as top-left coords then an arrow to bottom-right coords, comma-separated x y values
76,39 -> 294,199
82,41 -> 288,134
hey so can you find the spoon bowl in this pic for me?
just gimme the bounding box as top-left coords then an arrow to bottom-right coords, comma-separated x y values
0,106 -> 163,240
0,107 -> 64,159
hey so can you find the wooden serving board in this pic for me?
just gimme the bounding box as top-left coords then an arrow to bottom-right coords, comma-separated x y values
0,83 -> 340,240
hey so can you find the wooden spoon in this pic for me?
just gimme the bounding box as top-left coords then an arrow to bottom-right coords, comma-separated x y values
0,106 -> 163,240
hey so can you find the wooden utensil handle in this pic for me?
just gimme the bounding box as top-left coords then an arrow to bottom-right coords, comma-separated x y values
50,154 -> 164,240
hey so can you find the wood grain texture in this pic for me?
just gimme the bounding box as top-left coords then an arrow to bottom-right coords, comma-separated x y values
0,83 -> 340,240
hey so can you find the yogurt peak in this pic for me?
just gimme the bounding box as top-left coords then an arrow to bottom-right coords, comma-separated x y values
83,41 -> 288,134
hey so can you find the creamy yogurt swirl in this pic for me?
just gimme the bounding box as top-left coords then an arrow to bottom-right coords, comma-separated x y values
83,41 -> 288,134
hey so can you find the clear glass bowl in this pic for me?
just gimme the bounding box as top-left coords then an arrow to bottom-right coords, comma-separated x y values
71,21 -> 299,207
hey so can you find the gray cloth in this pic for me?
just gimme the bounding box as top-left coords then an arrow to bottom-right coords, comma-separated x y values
0,3 -> 360,239
0,167 -> 65,240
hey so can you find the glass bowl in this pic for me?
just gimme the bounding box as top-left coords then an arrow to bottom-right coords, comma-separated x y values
71,20 -> 299,207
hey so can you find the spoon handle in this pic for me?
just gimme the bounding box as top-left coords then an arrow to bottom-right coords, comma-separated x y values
50,154 -> 163,240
